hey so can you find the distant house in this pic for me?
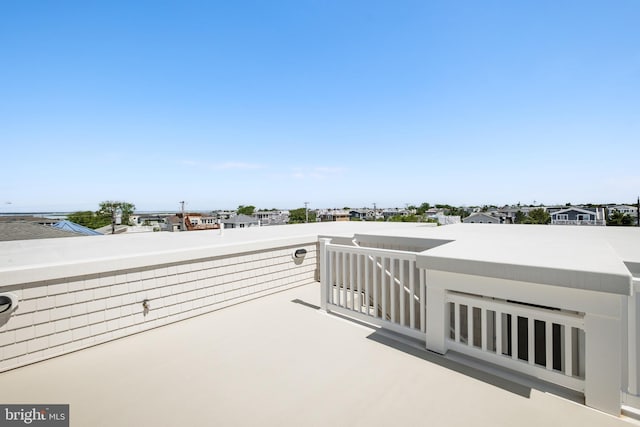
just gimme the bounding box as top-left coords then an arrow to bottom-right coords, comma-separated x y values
462,212 -> 502,224
425,208 -> 445,218
221,214 -> 259,229
497,206 -> 538,224
434,215 -> 461,225
317,209 -> 350,222
349,209 -> 377,221
165,215 -> 183,232
214,210 -> 236,220
608,205 -> 638,218
255,210 -> 289,226
132,215 -> 168,227
550,207 -> 606,226
186,214 -> 218,227
382,208 -> 411,220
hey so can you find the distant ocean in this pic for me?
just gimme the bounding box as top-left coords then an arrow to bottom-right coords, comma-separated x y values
0,210 -> 191,219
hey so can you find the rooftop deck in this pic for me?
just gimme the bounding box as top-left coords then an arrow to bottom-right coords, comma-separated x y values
1,222 -> 639,425
0,282 -> 629,426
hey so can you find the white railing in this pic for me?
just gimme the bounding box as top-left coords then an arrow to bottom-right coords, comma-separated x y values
446,292 -> 585,392
320,240 -> 425,341
320,236 -> 623,415
551,219 -> 606,226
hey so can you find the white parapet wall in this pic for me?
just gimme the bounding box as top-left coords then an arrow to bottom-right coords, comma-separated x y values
0,222 -> 423,373
0,236 -> 317,372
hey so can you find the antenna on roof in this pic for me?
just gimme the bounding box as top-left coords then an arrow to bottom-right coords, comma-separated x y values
180,201 -> 186,231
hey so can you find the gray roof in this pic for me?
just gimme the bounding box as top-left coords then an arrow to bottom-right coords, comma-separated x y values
0,222 -> 82,241
0,215 -> 57,223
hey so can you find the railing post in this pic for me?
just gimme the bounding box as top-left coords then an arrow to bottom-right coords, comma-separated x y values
584,302 -> 622,415
425,269 -> 447,354
319,238 -> 331,312
627,280 -> 640,399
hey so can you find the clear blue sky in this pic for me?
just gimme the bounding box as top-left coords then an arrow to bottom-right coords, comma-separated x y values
1,1 -> 638,212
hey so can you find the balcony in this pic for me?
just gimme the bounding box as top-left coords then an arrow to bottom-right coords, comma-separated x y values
1,223 -> 639,425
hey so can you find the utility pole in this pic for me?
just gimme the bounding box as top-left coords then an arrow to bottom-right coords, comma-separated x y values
180,201 -> 185,231
304,201 -> 309,223
373,203 -> 377,221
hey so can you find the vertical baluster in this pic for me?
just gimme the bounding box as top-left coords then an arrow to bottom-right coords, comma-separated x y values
468,305 -> 474,347
328,250 -> 332,304
564,326 -> 573,376
420,269 -> 426,333
496,311 -> 503,356
331,251 -> 340,305
511,314 -> 518,360
373,256 -> 379,318
349,253 -> 355,310
381,257 -> 387,320
454,303 -> 461,343
528,317 -> 535,365
400,259 -> 406,327
409,261 -> 415,329
356,254 -> 362,313
364,255 -> 370,316
342,252 -> 347,308
390,258 -> 396,323
481,307 -> 487,351
546,321 -> 553,370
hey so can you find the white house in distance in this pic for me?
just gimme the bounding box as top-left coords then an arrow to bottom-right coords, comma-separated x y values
1,222 -> 640,424
609,205 -> 639,219
254,210 -> 289,225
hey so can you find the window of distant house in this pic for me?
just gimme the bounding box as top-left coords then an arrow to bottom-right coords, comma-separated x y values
577,214 -> 591,221
557,214 -> 568,220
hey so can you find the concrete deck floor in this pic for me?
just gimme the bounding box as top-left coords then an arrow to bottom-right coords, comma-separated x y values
0,282 -> 633,426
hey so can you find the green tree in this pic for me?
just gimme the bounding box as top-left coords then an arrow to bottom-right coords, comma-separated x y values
416,202 -> 431,215
389,214 -> 421,222
237,205 -> 256,216
98,201 -> 136,225
514,210 -> 527,224
448,206 -> 470,218
67,200 -> 135,230
67,211 -> 110,229
526,208 -> 550,224
288,207 -> 316,224
607,210 -> 635,226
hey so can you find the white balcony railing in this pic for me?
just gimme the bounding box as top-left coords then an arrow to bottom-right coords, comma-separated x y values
551,219 -> 606,226
320,240 -> 425,341
446,291 -> 585,392
319,236 -> 625,416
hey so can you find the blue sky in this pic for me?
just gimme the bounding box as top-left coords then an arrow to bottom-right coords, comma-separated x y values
1,1 -> 638,212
